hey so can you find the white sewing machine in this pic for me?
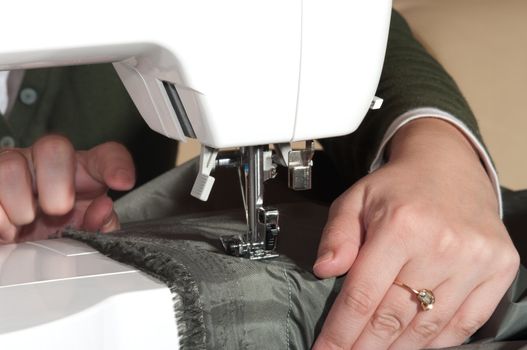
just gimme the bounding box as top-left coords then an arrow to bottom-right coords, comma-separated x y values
0,0 -> 391,348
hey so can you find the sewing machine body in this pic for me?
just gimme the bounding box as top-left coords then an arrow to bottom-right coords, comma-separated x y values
0,238 -> 179,349
0,0 -> 390,148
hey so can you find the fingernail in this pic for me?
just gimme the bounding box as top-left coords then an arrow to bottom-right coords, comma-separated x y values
113,168 -> 133,183
102,212 -> 114,228
314,251 -> 333,267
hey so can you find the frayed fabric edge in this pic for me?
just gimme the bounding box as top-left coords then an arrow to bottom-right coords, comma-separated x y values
64,230 -> 207,350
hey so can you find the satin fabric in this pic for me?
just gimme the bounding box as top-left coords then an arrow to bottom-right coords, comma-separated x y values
66,159 -> 527,349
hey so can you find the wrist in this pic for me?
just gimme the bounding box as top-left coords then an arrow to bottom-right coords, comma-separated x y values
386,118 -> 499,213
387,118 -> 481,166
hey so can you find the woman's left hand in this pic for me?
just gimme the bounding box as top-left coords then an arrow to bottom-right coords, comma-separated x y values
312,118 -> 520,350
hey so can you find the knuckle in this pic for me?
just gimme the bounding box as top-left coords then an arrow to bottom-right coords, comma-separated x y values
391,203 -> 418,222
467,235 -> 494,263
450,229 -> 494,265
508,250 -> 521,271
499,248 -> 521,274
10,203 -> 37,227
41,197 -> 74,216
341,286 -> 374,316
19,210 -> 36,226
435,228 -> 458,255
488,224 -> 521,273
315,334 -> 346,350
369,308 -> 404,337
411,318 -> 442,340
387,203 -> 427,234
470,232 -> 491,251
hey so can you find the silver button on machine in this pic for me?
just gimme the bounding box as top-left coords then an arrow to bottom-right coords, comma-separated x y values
19,88 -> 38,105
0,136 -> 15,148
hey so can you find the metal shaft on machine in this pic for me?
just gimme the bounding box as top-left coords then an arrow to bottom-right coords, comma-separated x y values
194,142 -> 315,259
247,146 -> 264,246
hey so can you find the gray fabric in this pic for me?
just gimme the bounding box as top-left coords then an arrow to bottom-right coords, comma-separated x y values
113,156 -> 335,224
114,159 -> 245,223
65,160 -> 527,350
68,203 -> 336,349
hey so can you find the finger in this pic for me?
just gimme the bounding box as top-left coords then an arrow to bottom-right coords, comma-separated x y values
0,150 -> 37,225
82,195 -> 120,232
100,210 -> 119,232
0,204 -> 18,244
312,229 -> 407,350
32,135 -> 76,216
351,284 -> 425,349
78,142 -> 135,193
313,188 -> 364,278
390,276 -> 477,350
426,268 -> 518,348
350,254 -> 453,350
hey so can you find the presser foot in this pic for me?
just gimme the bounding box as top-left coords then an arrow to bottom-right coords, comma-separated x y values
221,206 -> 280,260
220,236 -> 279,260
192,142 -> 314,260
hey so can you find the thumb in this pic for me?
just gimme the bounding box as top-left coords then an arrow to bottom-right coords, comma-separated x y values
313,187 -> 364,278
78,142 -> 136,193
82,195 -> 120,232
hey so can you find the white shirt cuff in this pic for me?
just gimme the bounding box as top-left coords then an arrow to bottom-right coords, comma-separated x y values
0,71 -> 9,115
369,107 -> 503,217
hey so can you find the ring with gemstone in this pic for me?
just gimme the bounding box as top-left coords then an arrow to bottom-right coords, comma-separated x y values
394,280 -> 435,311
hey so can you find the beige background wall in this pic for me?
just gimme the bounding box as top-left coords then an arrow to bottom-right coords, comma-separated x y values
179,1 -> 527,189
177,138 -> 201,165
394,0 -> 527,189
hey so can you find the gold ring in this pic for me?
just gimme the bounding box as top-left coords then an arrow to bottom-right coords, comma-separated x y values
394,280 -> 435,311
